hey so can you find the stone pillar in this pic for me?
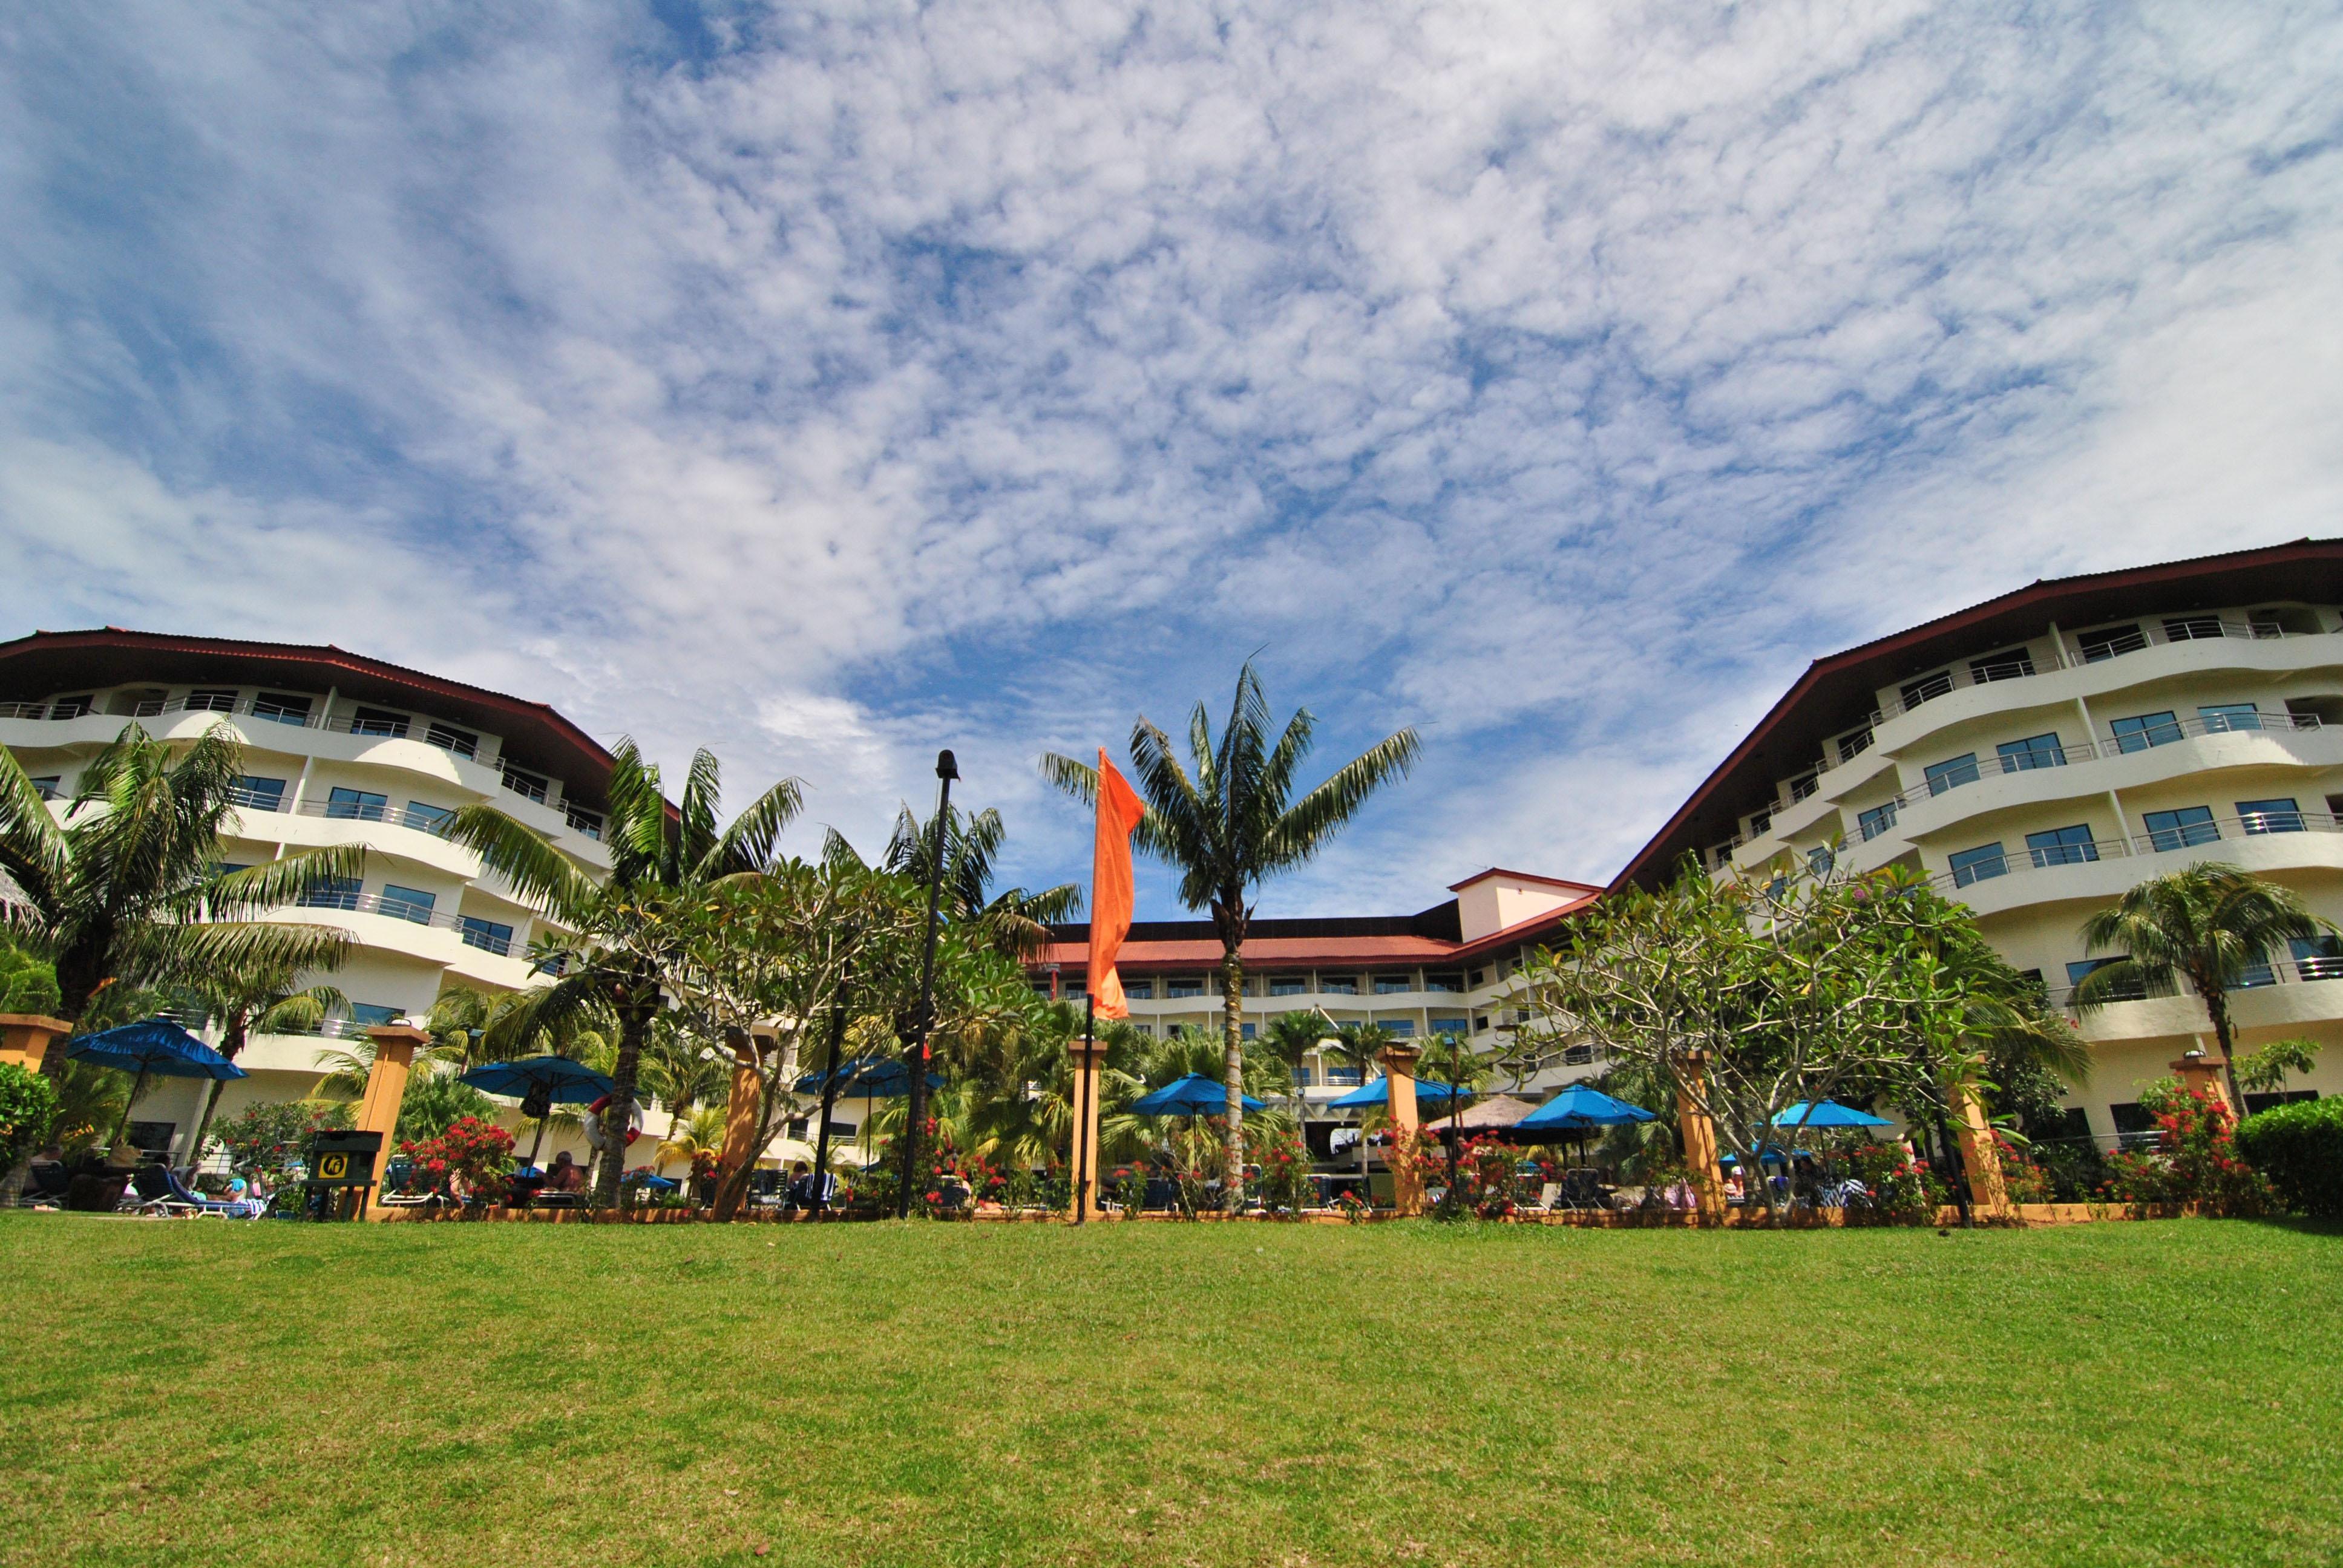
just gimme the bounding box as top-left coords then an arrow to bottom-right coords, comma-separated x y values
0,1014 -> 71,1073
712,1027 -> 764,1219
1673,1050 -> 1727,1226
357,1024 -> 426,1221
1068,1038 -> 1109,1218
2172,1047 -> 2240,1119
1380,1043 -> 1424,1217
1951,1085 -> 2010,1219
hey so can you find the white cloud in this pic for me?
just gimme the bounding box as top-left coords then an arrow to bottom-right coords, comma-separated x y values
2,1 -> 2341,915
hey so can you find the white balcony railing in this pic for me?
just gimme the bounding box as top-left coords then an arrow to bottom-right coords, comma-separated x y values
0,691 -> 508,768
1928,811 -> 2343,896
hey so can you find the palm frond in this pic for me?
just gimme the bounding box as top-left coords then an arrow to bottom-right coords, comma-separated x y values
1262,726 -> 1422,873
710,774 -> 805,878
442,804 -> 598,918
0,745 -> 70,917
197,844 -> 367,920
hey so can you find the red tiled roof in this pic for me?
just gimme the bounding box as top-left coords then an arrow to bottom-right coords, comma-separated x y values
1037,934 -> 1461,970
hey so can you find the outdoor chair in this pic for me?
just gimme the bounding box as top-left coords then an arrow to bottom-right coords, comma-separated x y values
1527,1181 -> 1562,1213
129,1163 -> 246,1217
25,1162 -> 70,1207
1556,1169 -> 1612,1213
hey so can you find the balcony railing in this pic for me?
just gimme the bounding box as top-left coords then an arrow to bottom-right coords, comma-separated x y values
295,889 -> 465,932
4,691 -> 509,766
292,798 -> 456,835
1931,811 -> 2343,896
2053,955 -> 2343,1011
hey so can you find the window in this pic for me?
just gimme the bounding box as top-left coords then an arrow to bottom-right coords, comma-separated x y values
2200,702 -> 2262,734
1788,773 -> 1818,803
1709,843 -> 1736,871
2109,1101 -> 2157,1148
326,786 -> 389,822
1857,802 -> 1899,841
206,861 -> 252,879
124,1120 -> 177,1154
229,775 -> 287,812
2068,957 -> 2145,1003
2013,968 -> 2047,998
2078,624 -> 2146,663
1837,728 -> 1874,763
1379,1019 -> 1415,1038
1236,1022 -> 1257,1041
186,688 -> 238,713
1267,976 -> 1306,996
402,801 -> 453,835
300,875 -> 362,912
1948,843 -> 2008,887
1924,754 -> 1981,797
1325,1066 -> 1363,1086
378,884 -> 437,923
252,692 -> 312,725
1968,647 -> 2036,683
564,804 -> 604,840
2024,825 -> 2097,868
2162,615 -> 2225,642
1290,1066 -> 1314,1087
2291,935 -> 2343,982
1807,844 -> 1835,876
1899,671 -> 1953,709
350,707 -> 410,739
2244,1090 -> 2320,1116
2142,806 -> 2218,852
2236,797 -> 2305,834
1747,808 -> 1772,837
2109,711 -> 2182,753
460,916 -> 515,956
1319,976 -> 1358,995
1165,978 -> 1204,998
1997,734 -> 2065,773
47,694 -> 93,720
2236,958 -> 2278,990
1430,1016 -> 1470,1038
1373,976 -> 1414,995
425,722 -> 479,758
501,765 -> 549,803
349,1003 -> 402,1028
1424,973 -> 1464,993
27,774 -> 60,802
1123,979 -> 1155,1000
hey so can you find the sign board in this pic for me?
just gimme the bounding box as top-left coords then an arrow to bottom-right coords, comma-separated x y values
306,1129 -> 384,1188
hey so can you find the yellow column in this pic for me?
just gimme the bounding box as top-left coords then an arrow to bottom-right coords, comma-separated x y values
1380,1043 -> 1424,1217
712,1028 -> 764,1220
1068,1039 -> 1109,1218
1674,1050 -> 1726,1226
0,1014 -> 70,1073
2172,1046 -> 2240,1119
357,1024 -> 425,1221
1951,1084 -> 2010,1219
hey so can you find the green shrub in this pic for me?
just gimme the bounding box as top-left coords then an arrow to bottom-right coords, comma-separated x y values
0,944 -> 61,1016
2236,1098 -> 2343,1220
0,1061 -> 61,1171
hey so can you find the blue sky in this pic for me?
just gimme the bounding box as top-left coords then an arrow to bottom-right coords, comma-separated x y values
4,3 -> 2342,920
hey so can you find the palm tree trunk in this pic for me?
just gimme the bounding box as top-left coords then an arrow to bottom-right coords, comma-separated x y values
1221,946 -> 1246,1213
2203,985 -> 2247,1116
594,978 -> 653,1209
186,1014 -> 249,1176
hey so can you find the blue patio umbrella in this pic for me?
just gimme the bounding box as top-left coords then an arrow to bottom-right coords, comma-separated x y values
792,1056 -> 942,1099
1131,1073 -> 1268,1117
69,1018 -> 247,1148
1515,1085 -> 1658,1135
1325,1076 -> 1471,1109
1771,1100 -> 1895,1129
460,1055 -> 617,1166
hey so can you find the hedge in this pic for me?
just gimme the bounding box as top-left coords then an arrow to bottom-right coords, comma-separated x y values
2236,1098 -> 2343,1220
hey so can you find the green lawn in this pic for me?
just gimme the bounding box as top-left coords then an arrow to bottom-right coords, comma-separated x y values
3,1215 -> 2338,1567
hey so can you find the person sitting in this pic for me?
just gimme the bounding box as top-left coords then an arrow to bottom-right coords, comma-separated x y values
784,1161 -> 834,1213
542,1151 -> 585,1192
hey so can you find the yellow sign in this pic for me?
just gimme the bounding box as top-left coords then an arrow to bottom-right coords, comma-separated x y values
317,1152 -> 350,1181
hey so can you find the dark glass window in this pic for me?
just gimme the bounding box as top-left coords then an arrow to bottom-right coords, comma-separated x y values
2163,615 -> 2225,642
378,884 -> 436,923
252,692 -> 312,725
326,786 -> 388,821
425,722 -> 479,758
1997,734 -> 2065,772
2142,806 -> 2218,852
402,801 -> 453,834
2079,624 -> 2146,662
349,1003 -> 401,1027
1837,728 -> 1873,763
2236,797 -> 2304,834
1925,754 -> 1981,796
2200,703 -> 2262,734
186,688 -> 237,712
300,875 -> 362,912
564,805 -> 604,840
2025,825 -> 2097,867
1319,977 -> 1358,996
1858,802 -> 1898,841
2111,711 -> 2182,753
47,694 -> 93,720
1267,976 -> 1305,996
229,776 -> 287,812
350,707 -> 410,739
1969,647 -> 2036,683
2290,935 -> 2343,981
1948,843 -> 2008,887
460,916 -> 514,956
1123,979 -> 1155,999
501,766 -> 549,804
2068,957 -> 2143,1002
1373,976 -> 1414,995
1900,671 -> 1953,709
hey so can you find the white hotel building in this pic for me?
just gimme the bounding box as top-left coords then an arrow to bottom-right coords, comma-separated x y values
1616,538 -> 2343,1142
0,629 -> 616,1158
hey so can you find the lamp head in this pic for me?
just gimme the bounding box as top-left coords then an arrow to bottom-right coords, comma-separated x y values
936,749 -> 959,781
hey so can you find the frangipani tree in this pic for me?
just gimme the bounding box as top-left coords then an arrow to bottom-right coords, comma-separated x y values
444,740 -> 804,1209
1043,662 -> 1420,1210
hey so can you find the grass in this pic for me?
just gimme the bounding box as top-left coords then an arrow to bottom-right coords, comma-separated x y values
3,1215 -> 2339,1567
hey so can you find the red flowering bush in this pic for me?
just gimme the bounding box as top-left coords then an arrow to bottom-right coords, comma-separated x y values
1254,1123 -> 1314,1214
1847,1142 -> 1946,1226
398,1115 -> 516,1204
2100,1082 -> 2273,1215
1449,1133 -> 1528,1218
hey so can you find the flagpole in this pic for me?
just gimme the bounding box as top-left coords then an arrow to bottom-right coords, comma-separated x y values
1076,996 -> 1096,1224
896,750 -> 957,1219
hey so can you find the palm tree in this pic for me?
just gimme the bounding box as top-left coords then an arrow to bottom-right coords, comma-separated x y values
443,739 -> 803,1207
1331,1021 -> 1395,1187
827,803 -> 1080,961
0,722 -> 356,1074
2077,863 -> 2333,1114
1043,662 -> 1420,1209
654,1105 -> 728,1191
1257,1010 -> 1332,1141
167,958 -> 347,1171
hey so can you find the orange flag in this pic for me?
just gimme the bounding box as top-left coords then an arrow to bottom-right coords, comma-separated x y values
1087,749 -> 1145,1019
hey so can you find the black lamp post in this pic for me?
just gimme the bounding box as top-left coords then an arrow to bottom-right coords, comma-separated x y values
896,749 -> 957,1217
